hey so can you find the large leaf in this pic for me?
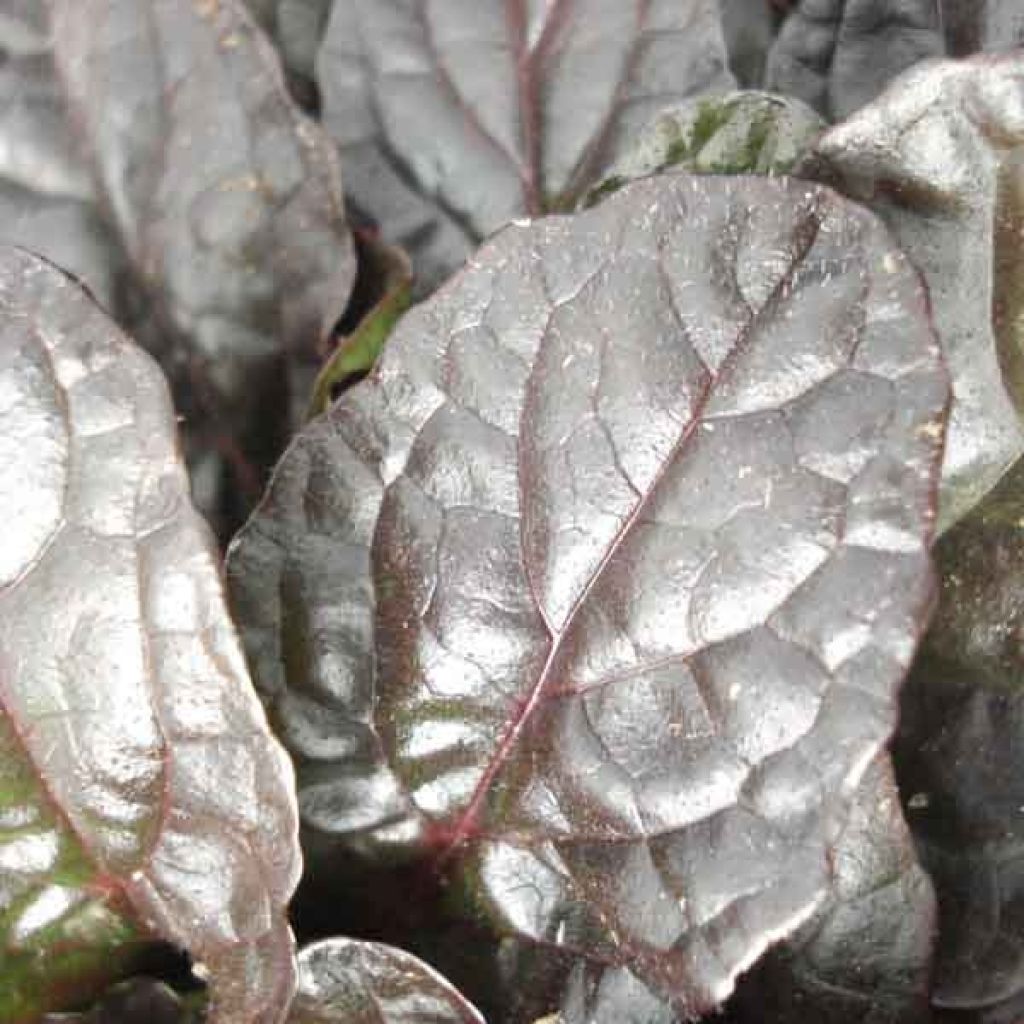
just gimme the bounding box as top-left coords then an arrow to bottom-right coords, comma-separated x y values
289,939 -> 485,1024
800,53 -> 1024,531
228,172 -> 948,1019
50,0 -> 356,530
316,0 -> 735,290
0,248 -> 301,1023
893,460 -> 1024,1017
764,0 -> 946,121
245,0 -> 332,100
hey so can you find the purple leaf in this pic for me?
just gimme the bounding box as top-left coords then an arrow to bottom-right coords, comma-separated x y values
229,172 -> 948,1018
0,247 -> 301,1023
316,0 -> 735,290
723,753 -> 936,1024
894,460 -> 1024,1016
801,53 -> 1024,531
289,939 -> 485,1024
764,0 -> 946,121
50,0 -> 356,528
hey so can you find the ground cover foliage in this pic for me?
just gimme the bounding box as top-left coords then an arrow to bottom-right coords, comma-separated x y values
1,2 -> 1023,1022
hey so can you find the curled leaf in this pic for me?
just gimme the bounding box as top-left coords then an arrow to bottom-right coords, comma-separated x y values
229,172 -> 948,1018
289,939 -> 485,1024
317,0 -> 735,289
0,247 -> 301,1023
801,53 -> 1024,530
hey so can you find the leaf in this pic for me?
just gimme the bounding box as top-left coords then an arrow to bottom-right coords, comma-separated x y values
50,0 -> 356,530
0,178 -> 126,312
764,0 -> 946,121
0,11 -> 94,200
800,53 -> 1024,532
583,91 -> 825,206
288,939 -> 485,1024
307,230 -> 412,420
40,979 -> 200,1024
316,0 -> 735,290
245,0 -> 333,92
893,460 -> 1024,1017
720,0 -> 780,87
0,248 -> 301,1023
228,172 -> 948,1019
942,0 -> 1024,55
722,753 -> 936,1024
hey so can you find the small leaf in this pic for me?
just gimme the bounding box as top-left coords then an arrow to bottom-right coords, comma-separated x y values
289,939 -> 485,1024
583,91 -> 825,206
307,231 -> 413,420
228,172 -> 948,1019
316,0 -> 735,289
801,53 -> 1024,531
764,0 -> 946,121
0,248 -> 301,1023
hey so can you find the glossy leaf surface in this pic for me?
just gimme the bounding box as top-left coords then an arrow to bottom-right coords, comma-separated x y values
724,754 -> 936,1024
289,939 -> 485,1024
0,248 -> 301,1023
764,0 -> 946,121
317,0 -> 735,289
802,53 -> 1024,531
229,173 -> 948,1018
894,461 -> 1024,1016
51,0 -> 355,527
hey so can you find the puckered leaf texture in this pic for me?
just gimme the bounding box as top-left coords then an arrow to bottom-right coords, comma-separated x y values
0,248 -> 301,1023
316,0 -> 735,290
228,172 -> 948,1021
289,938 -> 485,1024
801,52 -> 1024,532
764,0 -> 946,121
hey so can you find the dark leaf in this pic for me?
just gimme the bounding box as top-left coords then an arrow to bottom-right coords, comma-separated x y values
316,0 -> 735,290
894,459 -> 1024,1017
0,248 -> 301,1023
51,0 -> 356,531
228,173 -> 948,1019
723,753 -> 936,1024
41,979 -> 199,1024
0,178 -> 126,311
764,0 -> 946,121
720,0 -> 781,87
583,91 -> 825,206
0,8 -> 93,200
288,939 -> 485,1024
800,53 -> 1024,531
942,0 -> 1024,55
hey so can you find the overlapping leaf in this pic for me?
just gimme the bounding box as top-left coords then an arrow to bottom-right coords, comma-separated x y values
289,939 -> 485,1024
801,53 -> 1024,531
0,248 -> 301,1023
584,90 -> 825,207
894,460 -> 1024,1018
228,172 -> 948,1019
764,0 -> 946,121
943,0 -> 1024,55
316,0 -> 735,289
50,0 -> 355,531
